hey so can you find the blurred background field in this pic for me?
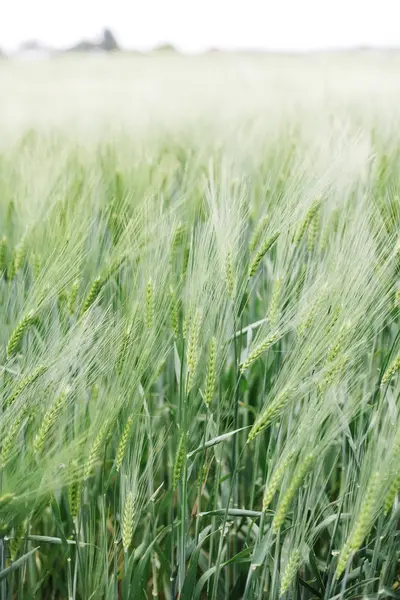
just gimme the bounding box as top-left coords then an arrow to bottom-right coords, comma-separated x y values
2,52 -> 400,139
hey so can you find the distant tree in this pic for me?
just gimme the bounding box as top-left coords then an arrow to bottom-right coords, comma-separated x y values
68,29 -> 120,53
19,40 -> 43,52
100,29 -> 120,52
68,40 -> 98,53
153,43 -> 178,53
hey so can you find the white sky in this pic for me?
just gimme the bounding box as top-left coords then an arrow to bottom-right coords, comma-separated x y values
1,0 -> 400,52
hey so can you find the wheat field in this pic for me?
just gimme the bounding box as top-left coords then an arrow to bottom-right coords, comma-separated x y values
0,53 -> 400,599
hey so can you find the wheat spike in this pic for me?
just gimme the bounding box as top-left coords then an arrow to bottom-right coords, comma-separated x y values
384,471 -> 400,514
225,250 -> 235,299
173,433 -> 186,489
33,387 -> 69,455
7,364 -> 47,407
248,388 -> 295,443
295,199 -> 321,244
307,205 -> 320,252
349,471 -> 380,549
204,336 -> 217,407
68,460 -> 81,520
0,410 -> 29,468
268,278 -> 282,328
116,324 -> 132,375
0,236 -> 7,274
187,310 -> 202,391
248,232 -> 280,278
381,353 -> 400,386
170,222 -> 185,264
122,491 -> 135,552
116,414 -> 134,472
294,263 -> 307,302
32,252 -> 41,279
280,549 -> 301,596
7,310 -> 35,357
336,471 -> 380,578
249,213 -> 269,252
263,451 -> 295,510
13,241 -> 25,275
145,277 -> 154,328
170,286 -> 179,337
327,321 -> 351,363
318,354 -> 348,393
273,454 -> 314,533
9,519 -> 28,562
84,421 -> 110,480
81,276 -> 103,315
240,333 -> 279,372
336,542 -> 352,579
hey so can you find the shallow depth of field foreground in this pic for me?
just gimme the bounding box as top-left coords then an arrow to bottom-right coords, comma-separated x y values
1,53 -> 400,599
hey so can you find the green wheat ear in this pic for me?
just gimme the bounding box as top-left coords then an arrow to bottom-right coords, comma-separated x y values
249,213 -> 269,252
81,276 -> 103,316
7,364 -> 47,407
336,471 -> 380,578
33,387 -> 70,455
145,277 -> 154,328
7,310 -> 36,358
0,409 -> 30,468
225,250 -> 235,299
116,414 -> 134,472
268,278 -> 282,328
307,205 -> 320,252
262,451 -> 295,510
122,491 -> 135,552
173,433 -> 186,490
280,549 -> 301,596
116,324 -> 133,375
204,336 -> 217,408
32,252 -> 41,279
240,332 -> 279,373
273,453 -> 314,533
248,231 -> 280,278
68,460 -> 82,521
187,310 -> 202,391
84,420 -> 110,480
13,240 -> 25,275
170,286 -> 179,337
295,199 -> 321,244
381,353 -> 400,386
10,519 -> 28,561
0,236 -> 7,274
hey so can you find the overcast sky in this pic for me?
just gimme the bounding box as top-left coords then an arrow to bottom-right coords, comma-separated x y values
2,0 -> 400,52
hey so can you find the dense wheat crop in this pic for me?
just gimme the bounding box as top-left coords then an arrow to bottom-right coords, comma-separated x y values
0,52 -> 400,599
